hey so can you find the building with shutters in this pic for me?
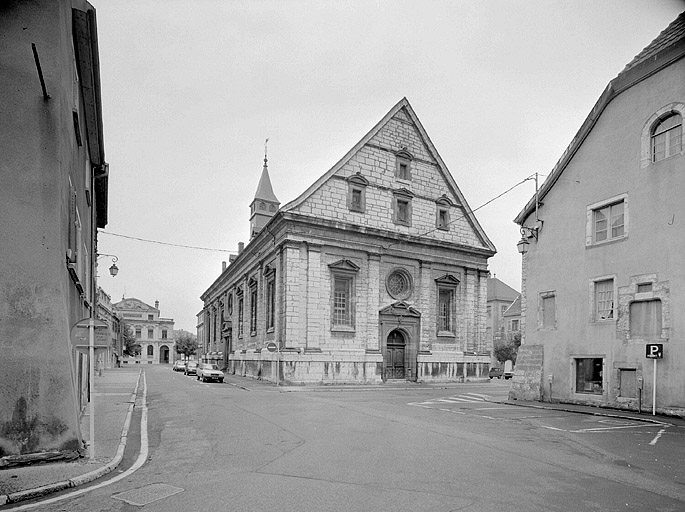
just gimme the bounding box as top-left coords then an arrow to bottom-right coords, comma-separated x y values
200,98 -> 496,385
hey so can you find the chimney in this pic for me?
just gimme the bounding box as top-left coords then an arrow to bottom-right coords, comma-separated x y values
238,242 -> 244,254
229,254 -> 237,263
155,300 -> 159,309
222,261 -> 227,272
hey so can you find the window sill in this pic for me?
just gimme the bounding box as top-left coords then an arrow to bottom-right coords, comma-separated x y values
586,235 -> 628,249
437,331 -> 456,338
266,327 -> 274,334
331,326 -> 355,333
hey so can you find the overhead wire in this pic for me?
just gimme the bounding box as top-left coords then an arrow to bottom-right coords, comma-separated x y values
100,174 -> 537,254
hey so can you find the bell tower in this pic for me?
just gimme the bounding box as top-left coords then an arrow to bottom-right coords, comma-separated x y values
249,139 -> 280,239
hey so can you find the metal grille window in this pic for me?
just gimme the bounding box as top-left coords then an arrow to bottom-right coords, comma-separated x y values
250,286 -> 258,336
333,276 -> 352,326
438,289 -> 452,332
595,279 -> 614,320
266,278 -> 275,331
652,113 -> 682,162
594,201 -> 624,242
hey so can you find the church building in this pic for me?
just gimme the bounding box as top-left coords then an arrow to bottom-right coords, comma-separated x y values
200,98 -> 496,385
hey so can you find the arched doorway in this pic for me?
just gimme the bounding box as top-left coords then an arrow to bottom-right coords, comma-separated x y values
385,329 -> 406,380
159,345 -> 169,364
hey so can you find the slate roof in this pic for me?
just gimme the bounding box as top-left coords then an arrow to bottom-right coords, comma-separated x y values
623,11 -> 685,72
487,277 -> 519,302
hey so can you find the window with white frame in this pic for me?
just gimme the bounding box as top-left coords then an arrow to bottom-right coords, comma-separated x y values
593,278 -> 614,321
586,195 -> 628,246
652,113 -> 682,162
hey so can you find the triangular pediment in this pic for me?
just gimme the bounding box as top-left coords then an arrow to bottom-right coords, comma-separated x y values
379,301 -> 421,317
435,274 -> 460,286
328,259 -> 360,272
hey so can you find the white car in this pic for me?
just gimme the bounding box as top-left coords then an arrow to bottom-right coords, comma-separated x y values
196,363 -> 224,383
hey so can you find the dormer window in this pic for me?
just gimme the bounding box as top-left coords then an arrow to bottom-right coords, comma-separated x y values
395,149 -> 413,181
347,172 -> 368,213
436,195 -> 454,231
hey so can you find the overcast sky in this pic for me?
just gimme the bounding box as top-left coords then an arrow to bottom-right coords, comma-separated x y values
93,0 -> 684,332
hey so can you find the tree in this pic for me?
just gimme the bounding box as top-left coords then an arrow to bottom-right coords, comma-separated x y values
494,339 -> 518,365
175,331 -> 197,361
121,321 -> 140,356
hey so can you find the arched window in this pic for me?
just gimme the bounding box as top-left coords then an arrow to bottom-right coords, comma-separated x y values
651,113 -> 682,162
147,345 -> 154,356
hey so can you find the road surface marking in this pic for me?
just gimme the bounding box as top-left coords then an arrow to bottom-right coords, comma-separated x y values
649,428 -> 666,445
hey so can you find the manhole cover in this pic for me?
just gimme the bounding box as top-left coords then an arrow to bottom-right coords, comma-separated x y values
112,483 -> 183,506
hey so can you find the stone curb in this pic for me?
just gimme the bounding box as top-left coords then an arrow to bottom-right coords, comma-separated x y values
0,371 -> 142,506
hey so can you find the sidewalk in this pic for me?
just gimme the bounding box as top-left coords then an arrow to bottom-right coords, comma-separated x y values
0,367 -> 142,506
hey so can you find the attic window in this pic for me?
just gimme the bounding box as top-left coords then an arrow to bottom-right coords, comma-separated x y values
395,150 -> 413,181
652,113 -> 682,162
392,188 -> 414,227
347,173 -> 368,213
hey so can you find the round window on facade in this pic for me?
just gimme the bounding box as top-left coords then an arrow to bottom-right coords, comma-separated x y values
386,269 -> 413,300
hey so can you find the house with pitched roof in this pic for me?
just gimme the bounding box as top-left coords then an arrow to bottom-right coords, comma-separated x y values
486,277 -> 519,348
200,98 -> 496,384
511,12 -> 685,414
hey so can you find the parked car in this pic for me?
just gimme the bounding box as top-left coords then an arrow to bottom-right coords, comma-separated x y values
197,363 -> 224,383
184,361 -> 198,376
489,367 -> 504,379
172,360 -> 186,372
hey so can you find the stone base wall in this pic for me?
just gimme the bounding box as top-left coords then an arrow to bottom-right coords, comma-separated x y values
508,344 -> 543,401
226,350 -> 491,385
228,350 -> 384,385
417,352 -> 490,382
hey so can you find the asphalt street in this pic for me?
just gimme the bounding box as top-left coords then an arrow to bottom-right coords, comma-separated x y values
10,365 -> 685,512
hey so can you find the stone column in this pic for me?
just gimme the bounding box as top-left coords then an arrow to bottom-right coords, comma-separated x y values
366,253 -> 381,352
305,243 -> 322,352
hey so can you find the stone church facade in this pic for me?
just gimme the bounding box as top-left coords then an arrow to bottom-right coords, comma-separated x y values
200,98 -> 496,385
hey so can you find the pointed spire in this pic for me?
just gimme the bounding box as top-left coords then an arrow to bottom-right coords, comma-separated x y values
253,138 -> 279,203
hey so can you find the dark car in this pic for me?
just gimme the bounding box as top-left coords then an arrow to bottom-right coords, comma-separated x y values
489,367 -> 504,379
184,361 -> 198,376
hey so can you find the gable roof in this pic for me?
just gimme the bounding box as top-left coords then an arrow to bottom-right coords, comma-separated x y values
487,277 -> 519,302
281,97 -> 496,253
515,11 -> 685,225
113,297 -> 157,311
503,295 -> 521,317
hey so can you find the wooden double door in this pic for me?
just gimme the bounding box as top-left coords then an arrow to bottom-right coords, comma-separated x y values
385,330 -> 406,379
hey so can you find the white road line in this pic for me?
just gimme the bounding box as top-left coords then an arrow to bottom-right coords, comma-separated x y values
11,372 -> 150,511
649,428 -> 666,445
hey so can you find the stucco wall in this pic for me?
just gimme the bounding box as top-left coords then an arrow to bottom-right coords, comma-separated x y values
519,58 -> 685,412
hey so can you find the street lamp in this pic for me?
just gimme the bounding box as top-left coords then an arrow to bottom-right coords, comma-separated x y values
98,253 -> 119,277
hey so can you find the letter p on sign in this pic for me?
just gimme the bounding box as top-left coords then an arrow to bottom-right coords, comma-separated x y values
646,343 -> 663,359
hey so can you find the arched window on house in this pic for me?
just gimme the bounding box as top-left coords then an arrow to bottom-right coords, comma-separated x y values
651,113 -> 682,162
